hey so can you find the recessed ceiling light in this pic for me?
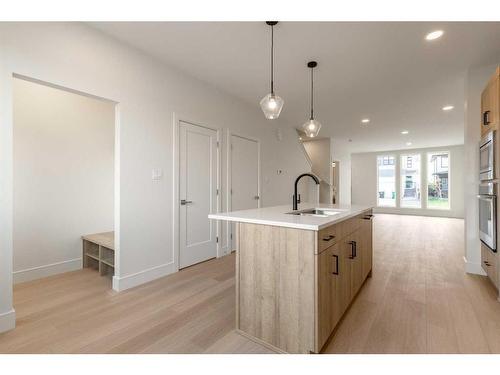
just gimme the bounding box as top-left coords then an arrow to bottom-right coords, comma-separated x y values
401,130 -> 409,135
425,30 -> 444,41
442,105 -> 454,111
406,142 -> 412,146
361,118 -> 370,124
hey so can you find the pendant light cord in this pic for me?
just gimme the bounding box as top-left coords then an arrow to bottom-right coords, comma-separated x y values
310,67 -> 314,120
270,25 -> 274,95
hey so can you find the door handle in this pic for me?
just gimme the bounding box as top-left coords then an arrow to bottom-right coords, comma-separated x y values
180,199 -> 193,205
323,235 -> 335,242
254,196 -> 260,200
483,110 -> 491,126
348,240 -> 357,259
332,254 -> 339,275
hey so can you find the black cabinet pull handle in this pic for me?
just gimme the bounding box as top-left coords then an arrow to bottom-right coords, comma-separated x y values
484,261 -> 491,267
354,241 -> 357,258
332,254 -> 339,275
323,235 -> 335,242
483,110 -> 491,126
348,240 -> 356,259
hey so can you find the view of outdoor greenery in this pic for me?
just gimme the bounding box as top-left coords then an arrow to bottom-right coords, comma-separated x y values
427,152 -> 449,209
377,151 -> 450,210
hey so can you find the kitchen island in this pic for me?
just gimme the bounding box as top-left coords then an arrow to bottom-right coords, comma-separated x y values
209,204 -> 373,354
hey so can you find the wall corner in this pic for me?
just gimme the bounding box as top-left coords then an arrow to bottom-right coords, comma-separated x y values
0,308 -> 16,333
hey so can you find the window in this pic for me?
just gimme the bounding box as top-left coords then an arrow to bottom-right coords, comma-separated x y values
400,154 -> 421,208
427,152 -> 450,209
381,156 -> 394,166
377,155 -> 396,207
405,176 -> 413,188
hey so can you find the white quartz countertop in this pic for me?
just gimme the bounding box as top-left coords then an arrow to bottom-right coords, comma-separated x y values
208,203 -> 373,231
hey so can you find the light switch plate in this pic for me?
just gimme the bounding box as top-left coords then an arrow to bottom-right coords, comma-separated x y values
152,168 -> 163,181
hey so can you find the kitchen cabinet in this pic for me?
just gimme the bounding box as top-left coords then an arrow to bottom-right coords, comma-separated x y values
316,212 -> 373,351
346,230 -> 364,298
481,242 -> 498,289
361,214 -> 374,279
317,243 -> 344,347
222,206 -> 373,354
481,67 -> 500,136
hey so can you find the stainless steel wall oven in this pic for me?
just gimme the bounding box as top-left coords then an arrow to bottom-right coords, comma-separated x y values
478,182 -> 497,251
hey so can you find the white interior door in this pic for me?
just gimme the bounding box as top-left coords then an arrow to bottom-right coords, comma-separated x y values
230,134 -> 259,251
179,121 -> 218,268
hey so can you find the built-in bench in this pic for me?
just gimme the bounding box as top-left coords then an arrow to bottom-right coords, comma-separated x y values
82,231 -> 115,277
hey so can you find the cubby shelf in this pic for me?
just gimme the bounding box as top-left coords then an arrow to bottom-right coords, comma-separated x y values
82,231 -> 115,278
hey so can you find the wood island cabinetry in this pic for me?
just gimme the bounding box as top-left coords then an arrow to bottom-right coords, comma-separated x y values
235,209 -> 373,354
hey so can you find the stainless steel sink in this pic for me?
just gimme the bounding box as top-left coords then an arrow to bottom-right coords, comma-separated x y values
286,208 -> 342,217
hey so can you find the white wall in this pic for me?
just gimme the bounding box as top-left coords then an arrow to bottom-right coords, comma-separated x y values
303,138 -> 331,183
0,23 -> 311,332
351,144 -> 465,218
303,138 -> 331,203
331,139 -> 352,205
464,64 -> 499,275
13,78 -> 115,283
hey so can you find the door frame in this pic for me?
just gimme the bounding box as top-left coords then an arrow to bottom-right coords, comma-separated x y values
331,159 -> 340,205
226,131 -> 261,252
10,74 -> 122,291
172,112 -> 222,272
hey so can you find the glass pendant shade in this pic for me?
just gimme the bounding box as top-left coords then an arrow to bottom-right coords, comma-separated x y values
260,93 -> 284,120
302,118 -> 322,138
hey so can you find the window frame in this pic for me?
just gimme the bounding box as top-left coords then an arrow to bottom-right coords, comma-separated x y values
399,153 -> 422,209
375,149 -> 451,211
376,154 -> 397,208
426,150 -> 451,211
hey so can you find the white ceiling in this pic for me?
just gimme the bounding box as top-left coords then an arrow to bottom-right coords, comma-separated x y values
90,22 -> 500,152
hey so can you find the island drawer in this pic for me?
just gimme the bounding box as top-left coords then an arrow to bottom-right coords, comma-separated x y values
317,224 -> 339,253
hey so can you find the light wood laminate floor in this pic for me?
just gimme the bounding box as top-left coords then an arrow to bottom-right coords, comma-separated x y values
1,214 -> 499,354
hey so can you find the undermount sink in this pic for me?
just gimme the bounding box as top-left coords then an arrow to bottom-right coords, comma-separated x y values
286,208 -> 343,217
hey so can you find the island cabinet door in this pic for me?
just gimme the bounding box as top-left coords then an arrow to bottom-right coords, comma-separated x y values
339,238 -> 353,315
316,243 -> 343,350
346,230 -> 364,298
360,215 -> 373,280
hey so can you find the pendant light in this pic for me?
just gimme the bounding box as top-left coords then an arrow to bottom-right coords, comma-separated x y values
260,21 -> 284,120
302,61 -> 322,138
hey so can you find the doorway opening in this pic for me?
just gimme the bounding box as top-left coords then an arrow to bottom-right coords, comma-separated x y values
228,133 -> 260,252
332,160 -> 340,205
12,75 -> 117,289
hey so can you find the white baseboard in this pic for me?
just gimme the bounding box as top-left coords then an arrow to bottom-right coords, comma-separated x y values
112,261 -> 176,292
464,256 -> 487,276
13,258 -> 82,284
0,309 -> 16,333
373,207 -> 463,219
219,245 -> 230,257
